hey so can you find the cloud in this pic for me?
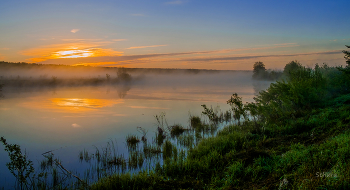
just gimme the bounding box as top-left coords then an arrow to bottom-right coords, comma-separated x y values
165,0 -> 184,5
126,45 -> 168,49
0,48 -> 10,50
21,40 -> 121,62
72,123 -> 81,128
35,44 -> 299,65
25,42 -> 297,63
180,50 -> 343,62
71,29 -> 80,33
33,42 -> 340,67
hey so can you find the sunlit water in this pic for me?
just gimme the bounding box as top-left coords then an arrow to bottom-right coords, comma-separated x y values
0,72 -> 271,188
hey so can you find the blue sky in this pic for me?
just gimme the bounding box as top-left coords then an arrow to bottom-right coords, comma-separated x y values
0,0 -> 349,70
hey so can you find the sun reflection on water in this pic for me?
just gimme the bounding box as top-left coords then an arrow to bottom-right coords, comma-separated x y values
50,98 -> 122,111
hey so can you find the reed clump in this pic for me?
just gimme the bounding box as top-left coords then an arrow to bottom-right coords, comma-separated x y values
126,135 -> 140,151
169,124 -> 186,138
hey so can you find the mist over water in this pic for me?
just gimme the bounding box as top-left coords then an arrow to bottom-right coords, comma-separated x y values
0,67 -> 272,188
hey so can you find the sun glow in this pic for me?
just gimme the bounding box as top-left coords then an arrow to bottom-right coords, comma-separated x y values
53,48 -> 94,59
55,49 -> 93,58
22,43 -> 124,63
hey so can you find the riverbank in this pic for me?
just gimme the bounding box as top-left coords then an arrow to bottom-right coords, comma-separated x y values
91,63 -> 350,189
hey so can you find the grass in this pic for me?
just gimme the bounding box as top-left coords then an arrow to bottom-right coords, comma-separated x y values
169,124 -> 186,138
89,62 -> 350,189
126,135 -> 140,151
89,101 -> 350,189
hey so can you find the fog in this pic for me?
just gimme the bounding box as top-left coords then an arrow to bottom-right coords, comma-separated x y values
0,63 -> 274,189
0,62 -> 275,104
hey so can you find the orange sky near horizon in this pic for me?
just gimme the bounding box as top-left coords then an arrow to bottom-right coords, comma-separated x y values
10,40 -> 346,70
0,1 -> 349,70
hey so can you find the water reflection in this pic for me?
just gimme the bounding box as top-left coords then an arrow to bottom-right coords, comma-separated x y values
0,72 -> 275,188
17,97 -> 124,114
115,84 -> 131,98
252,80 -> 272,96
0,84 -> 3,98
52,98 -> 115,108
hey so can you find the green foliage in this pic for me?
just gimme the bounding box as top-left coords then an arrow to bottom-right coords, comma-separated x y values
283,60 -> 302,79
162,140 -> 174,160
227,93 -> 246,125
126,135 -> 140,151
252,61 -> 266,79
0,137 -> 34,188
190,115 -> 202,129
336,45 -> 350,91
253,61 -> 283,80
154,113 -> 168,146
339,45 -> 350,71
201,104 -> 221,124
254,64 -> 327,124
169,124 -> 186,138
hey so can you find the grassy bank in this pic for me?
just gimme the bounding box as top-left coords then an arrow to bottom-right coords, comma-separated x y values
90,58 -> 350,188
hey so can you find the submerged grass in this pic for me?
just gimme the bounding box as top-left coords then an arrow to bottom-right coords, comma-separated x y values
169,124 -> 186,138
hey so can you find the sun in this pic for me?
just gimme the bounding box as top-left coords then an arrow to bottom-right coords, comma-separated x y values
54,48 -> 93,58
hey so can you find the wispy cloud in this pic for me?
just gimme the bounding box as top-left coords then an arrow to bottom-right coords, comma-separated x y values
71,29 -> 80,33
165,0 -> 184,5
25,42 -> 297,63
180,50 -> 343,62
33,43 -> 340,68
0,48 -> 10,50
35,44 -> 297,64
126,45 -> 168,49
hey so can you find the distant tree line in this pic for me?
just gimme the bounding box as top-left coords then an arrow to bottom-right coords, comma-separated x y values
252,60 -> 315,81
252,61 -> 283,80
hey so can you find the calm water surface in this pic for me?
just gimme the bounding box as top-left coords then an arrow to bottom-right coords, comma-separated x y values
0,72 -> 271,188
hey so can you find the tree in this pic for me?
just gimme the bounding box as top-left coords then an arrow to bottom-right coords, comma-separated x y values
283,60 -> 302,79
252,61 -> 266,79
116,67 -> 132,82
344,45 -> 350,65
338,45 -> 350,74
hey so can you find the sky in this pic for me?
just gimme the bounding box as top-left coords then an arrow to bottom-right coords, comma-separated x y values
0,0 -> 349,70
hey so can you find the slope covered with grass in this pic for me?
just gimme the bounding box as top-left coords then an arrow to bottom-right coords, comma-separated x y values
91,57 -> 350,189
